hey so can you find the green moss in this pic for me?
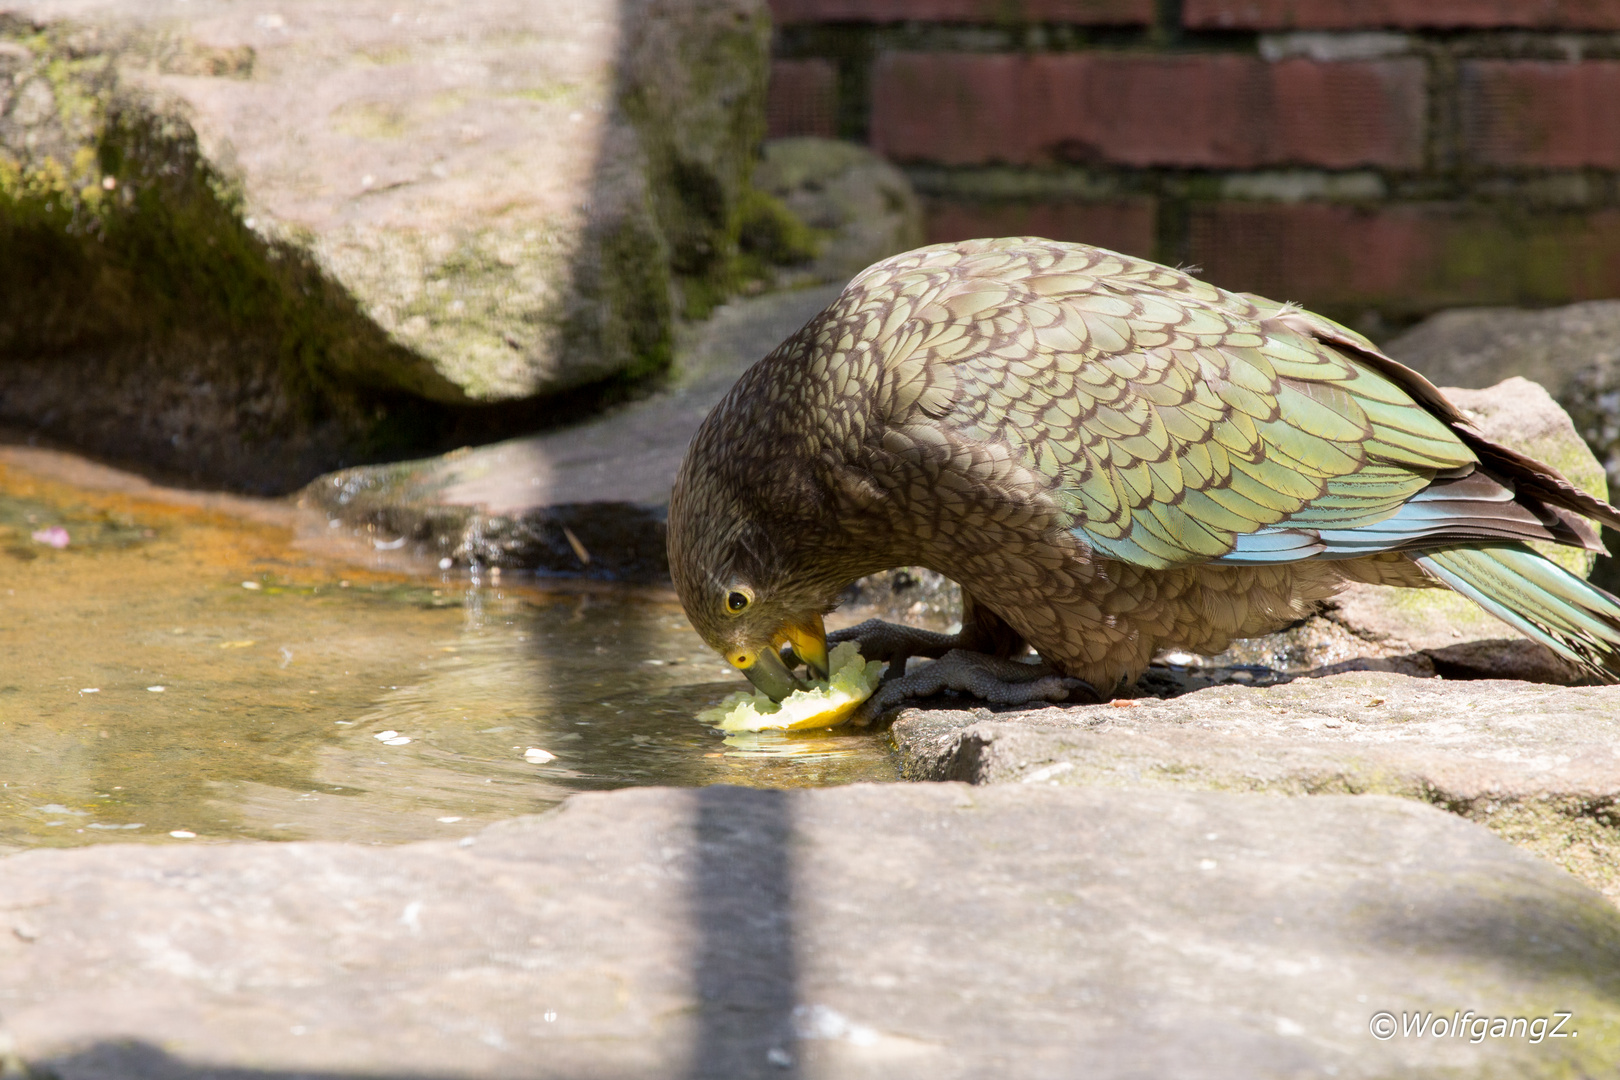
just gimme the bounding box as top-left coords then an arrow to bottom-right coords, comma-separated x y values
735,186 -> 820,271
355,43 -> 412,67
617,3 -> 770,321
330,100 -> 410,139
501,82 -> 585,104
587,214 -> 675,384
1469,799 -> 1620,909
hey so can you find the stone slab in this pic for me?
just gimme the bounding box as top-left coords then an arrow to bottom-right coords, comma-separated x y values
4,782 -> 1620,1078
892,671 -> 1620,901
300,283 -> 844,581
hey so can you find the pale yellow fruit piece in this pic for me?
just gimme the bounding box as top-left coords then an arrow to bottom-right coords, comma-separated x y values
698,641 -> 885,732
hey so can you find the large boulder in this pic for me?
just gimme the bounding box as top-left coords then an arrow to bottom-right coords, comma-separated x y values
0,0 -> 769,490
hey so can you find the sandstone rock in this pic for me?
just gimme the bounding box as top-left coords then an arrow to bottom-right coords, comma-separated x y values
5,782 -> 1620,1078
892,671 -> 1620,903
0,0 -> 770,489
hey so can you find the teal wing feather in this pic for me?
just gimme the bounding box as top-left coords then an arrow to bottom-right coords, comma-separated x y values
1417,545 -> 1620,680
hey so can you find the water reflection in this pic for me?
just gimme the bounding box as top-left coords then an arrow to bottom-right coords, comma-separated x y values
0,453 -> 897,852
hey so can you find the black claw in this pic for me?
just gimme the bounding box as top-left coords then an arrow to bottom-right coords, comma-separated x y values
1063,678 -> 1102,704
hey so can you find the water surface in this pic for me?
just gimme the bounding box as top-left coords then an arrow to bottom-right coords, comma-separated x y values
0,449 -> 897,852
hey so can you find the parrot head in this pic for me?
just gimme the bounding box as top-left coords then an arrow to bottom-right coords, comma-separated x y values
666,407 -> 843,702
667,502 -> 833,702
666,314 -> 902,701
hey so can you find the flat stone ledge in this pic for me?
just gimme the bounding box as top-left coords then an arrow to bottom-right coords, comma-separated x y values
4,783 -> 1620,1078
892,670 -> 1620,902
301,284 -> 843,581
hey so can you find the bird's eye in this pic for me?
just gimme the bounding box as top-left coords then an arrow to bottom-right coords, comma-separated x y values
725,589 -> 751,614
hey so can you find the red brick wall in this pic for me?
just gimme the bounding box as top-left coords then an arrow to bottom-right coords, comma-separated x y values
870,53 -> 1426,169
1460,61 -> 1620,168
769,0 -> 1620,325
766,58 -> 840,139
1188,204 -> 1620,309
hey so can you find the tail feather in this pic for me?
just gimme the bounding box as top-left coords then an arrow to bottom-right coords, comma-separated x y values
1414,544 -> 1620,681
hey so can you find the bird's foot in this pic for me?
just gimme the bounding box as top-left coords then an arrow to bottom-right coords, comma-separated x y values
848,648 -> 1098,726
828,618 -> 961,666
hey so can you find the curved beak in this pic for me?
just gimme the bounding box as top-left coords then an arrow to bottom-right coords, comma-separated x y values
776,613 -> 829,682
727,614 -> 831,703
739,644 -> 808,702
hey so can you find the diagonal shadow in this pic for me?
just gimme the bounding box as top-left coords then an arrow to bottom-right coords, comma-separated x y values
7,3 -> 804,1076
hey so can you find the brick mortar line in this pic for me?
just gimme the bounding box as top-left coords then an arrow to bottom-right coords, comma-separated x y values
903,165 -> 1620,207
776,26 -> 1620,56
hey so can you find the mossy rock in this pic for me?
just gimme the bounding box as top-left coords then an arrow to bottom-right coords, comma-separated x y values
0,1 -> 770,490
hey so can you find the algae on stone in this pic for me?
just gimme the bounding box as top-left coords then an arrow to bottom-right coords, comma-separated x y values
0,1 -> 774,490
753,136 -> 925,287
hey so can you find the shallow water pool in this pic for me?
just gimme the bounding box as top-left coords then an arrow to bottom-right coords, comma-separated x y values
0,449 -> 898,852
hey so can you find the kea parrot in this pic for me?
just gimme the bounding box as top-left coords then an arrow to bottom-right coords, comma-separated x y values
668,237 -> 1620,717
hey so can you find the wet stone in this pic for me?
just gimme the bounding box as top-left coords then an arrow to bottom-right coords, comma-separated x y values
4,783 -> 1620,1078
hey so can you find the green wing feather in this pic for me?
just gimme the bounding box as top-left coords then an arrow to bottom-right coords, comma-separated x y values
882,240 -> 1474,569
